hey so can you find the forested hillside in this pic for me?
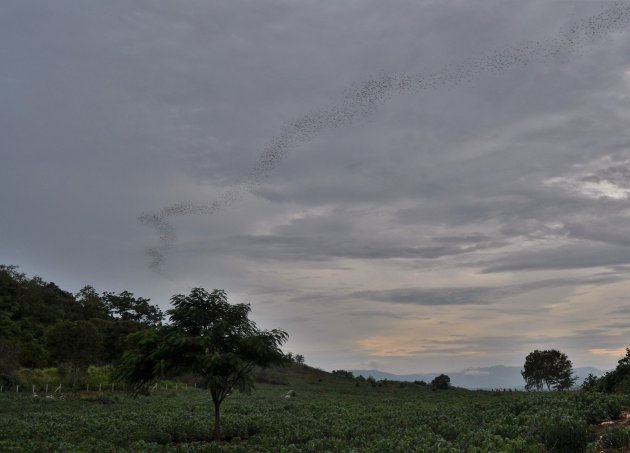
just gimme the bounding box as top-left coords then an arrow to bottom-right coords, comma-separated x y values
0,265 -> 162,384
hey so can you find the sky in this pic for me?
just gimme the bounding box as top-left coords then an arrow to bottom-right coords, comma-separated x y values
2,0 -> 630,374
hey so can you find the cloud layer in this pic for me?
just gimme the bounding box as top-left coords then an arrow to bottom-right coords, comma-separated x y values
139,1 -> 630,269
2,0 -> 630,373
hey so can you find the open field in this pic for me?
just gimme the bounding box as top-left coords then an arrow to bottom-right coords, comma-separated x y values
2,366 -> 630,452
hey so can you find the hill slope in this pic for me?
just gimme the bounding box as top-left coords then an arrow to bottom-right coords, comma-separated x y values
351,365 -> 605,389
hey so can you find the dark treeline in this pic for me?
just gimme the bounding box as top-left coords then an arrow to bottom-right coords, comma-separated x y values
0,265 -> 163,386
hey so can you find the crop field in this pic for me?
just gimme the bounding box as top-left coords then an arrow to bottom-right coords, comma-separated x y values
2,372 -> 630,453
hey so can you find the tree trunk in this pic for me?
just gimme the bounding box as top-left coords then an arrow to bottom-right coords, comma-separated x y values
213,400 -> 221,441
72,364 -> 78,389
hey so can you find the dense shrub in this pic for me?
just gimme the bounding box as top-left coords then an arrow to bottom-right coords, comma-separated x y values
86,366 -> 114,387
431,374 -> 451,390
533,413 -> 595,453
600,427 -> 630,449
577,393 -> 622,424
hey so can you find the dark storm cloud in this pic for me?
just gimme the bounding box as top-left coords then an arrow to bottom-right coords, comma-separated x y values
603,322 -> 630,329
342,310 -> 431,321
188,232 -> 507,262
482,245 -> 630,273
352,275 -> 623,306
140,1 -> 630,269
609,306 -> 630,316
353,287 -> 496,306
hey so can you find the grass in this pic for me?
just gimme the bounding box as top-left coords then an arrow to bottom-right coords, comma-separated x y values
0,364 -> 628,452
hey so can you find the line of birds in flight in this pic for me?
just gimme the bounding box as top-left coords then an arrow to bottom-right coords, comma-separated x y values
139,1 -> 630,271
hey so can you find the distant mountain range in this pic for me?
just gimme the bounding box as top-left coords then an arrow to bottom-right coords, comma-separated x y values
350,365 -> 606,390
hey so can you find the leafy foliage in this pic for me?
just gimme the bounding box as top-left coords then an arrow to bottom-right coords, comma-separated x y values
331,370 -> 354,379
0,264 -> 164,381
1,373 -> 628,452
579,349 -> 630,394
116,288 -> 288,440
522,349 -> 576,391
102,291 -> 163,327
45,320 -> 103,387
600,349 -> 630,393
600,426 -> 630,449
532,411 -> 594,453
431,374 -> 452,390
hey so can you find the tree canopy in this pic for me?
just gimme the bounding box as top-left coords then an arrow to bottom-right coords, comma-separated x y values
0,264 -> 164,379
431,374 -> 451,390
521,349 -> 576,391
583,348 -> 630,393
116,288 -> 288,441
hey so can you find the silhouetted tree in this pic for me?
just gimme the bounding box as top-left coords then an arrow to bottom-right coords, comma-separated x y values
116,288 -> 288,441
332,370 -> 354,379
76,286 -> 108,321
599,348 -> 630,393
581,373 -> 602,392
431,374 -> 451,389
522,349 -> 576,391
102,291 -> 164,327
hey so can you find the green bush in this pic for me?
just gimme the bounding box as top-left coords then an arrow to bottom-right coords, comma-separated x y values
600,427 -> 630,449
11,368 -> 64,389
578,393 -> 622,424
86,365 -> 114,387
533,413 -> 595,453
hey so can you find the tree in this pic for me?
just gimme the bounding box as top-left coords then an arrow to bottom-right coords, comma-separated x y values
599,348 -> 630,393
45,320 -> 103,387
332,369 -> 354,379
102,291 -> 164,327
431,374 -> 451,390
581,373 -> 602,392
76,286 -> 109,321
522,349 -> 576,391
0,340 -> 19,385
116,288 -> 288,441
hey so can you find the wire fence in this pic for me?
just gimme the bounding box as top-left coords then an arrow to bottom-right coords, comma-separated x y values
0,382 -> 202,395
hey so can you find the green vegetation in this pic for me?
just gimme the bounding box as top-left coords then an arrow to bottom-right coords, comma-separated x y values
1,364 -> 629,452
117,288 -> 288,440
431,373 -> 452,390
521,350 -> 576,391
0,265 -> 163,387
4,264 -> 630,451
582,349 -> 630,394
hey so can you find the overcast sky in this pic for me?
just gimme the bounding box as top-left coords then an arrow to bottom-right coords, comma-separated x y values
2,0 -> 630,374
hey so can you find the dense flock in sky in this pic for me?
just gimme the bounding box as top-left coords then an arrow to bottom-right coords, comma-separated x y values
140,1 -> 630,269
